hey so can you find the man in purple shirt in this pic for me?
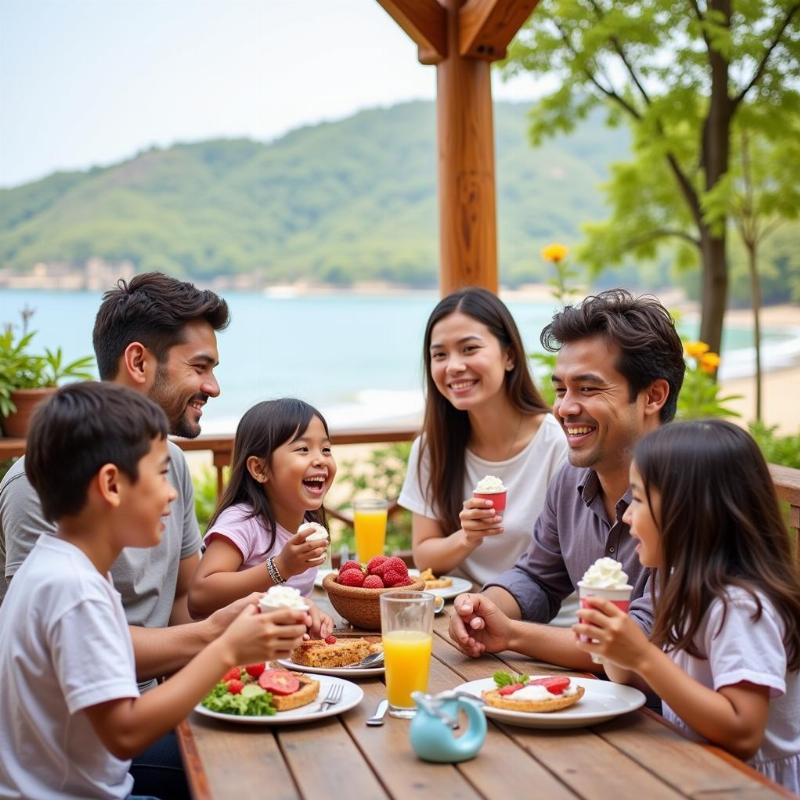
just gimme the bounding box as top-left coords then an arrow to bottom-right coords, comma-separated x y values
449,289 -> 686,671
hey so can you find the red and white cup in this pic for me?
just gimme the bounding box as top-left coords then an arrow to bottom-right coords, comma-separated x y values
577,581 -> 632,663
473,489 -> 507,513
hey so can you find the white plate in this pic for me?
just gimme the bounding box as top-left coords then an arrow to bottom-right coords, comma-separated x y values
424,575 -> 472,600
194,675 -> 363,726
454,676 -> 645,729
315,568 -> 471,600
275,657 -> 383,678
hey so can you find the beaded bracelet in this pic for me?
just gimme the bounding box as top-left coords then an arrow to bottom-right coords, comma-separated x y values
266,556 -> 286,585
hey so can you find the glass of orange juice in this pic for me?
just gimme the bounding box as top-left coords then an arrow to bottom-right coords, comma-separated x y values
353,498 -> 388,563
380,591 -> 435,718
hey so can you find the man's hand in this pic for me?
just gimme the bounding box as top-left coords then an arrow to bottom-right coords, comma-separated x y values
305,601 -> 333,639
205,592 -> 264,640
448,593 -> 514,657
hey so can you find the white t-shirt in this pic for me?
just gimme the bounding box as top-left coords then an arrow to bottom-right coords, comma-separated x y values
398,414 -> 568,587
663,587 -> 799,794
0,535 -> 139,800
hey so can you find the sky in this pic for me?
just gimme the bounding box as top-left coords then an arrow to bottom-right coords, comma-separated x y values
0,0 -> 548,188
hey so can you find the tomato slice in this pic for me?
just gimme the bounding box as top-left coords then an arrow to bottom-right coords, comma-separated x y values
498,682 -> 524,696
258,669 -> 300,695
529,676 -> 571,695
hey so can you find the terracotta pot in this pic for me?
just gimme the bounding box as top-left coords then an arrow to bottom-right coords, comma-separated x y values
2,388 -> 57,438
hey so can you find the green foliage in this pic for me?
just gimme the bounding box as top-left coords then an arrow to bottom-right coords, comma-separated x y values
333,442 -> 413,553
676,366 -> 742,420
0,311 -> 95,417
749,422 -> 800,469
192,466 -> 228,536
503,0 -> 800,344
0,102 -> 630,289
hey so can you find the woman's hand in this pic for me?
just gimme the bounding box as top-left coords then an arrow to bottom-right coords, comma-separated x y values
459,497 -> 503,545
274,529 -> 328,578
572,598 -> 653,670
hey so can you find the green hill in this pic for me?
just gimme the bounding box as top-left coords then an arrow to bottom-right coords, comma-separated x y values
0,101 -> 628,287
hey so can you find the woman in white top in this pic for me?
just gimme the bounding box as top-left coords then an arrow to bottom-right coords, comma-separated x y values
398,288 -> 567,588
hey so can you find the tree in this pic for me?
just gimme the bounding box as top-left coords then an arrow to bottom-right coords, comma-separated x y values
730,122 -> 800,419
504,0 -> 800,355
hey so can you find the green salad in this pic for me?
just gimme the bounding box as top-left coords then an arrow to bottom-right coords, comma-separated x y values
201,681 -> 276,716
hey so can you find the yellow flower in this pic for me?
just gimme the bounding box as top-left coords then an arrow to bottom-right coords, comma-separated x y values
540,243 -> 569,263
684,341 -> 710,359
699,352 -> 721,373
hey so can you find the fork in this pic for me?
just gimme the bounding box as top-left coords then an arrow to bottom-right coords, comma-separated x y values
317,683 -> 343,712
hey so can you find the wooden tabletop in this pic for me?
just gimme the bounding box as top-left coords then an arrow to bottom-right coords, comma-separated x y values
177,600 -> 792,800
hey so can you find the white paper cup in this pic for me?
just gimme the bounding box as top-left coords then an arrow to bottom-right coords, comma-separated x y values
577,581 -> 633,664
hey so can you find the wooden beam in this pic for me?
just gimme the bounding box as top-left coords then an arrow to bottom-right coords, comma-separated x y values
437,0 -> 498,293
375,0 -> 448,64
459,0 -> 539,61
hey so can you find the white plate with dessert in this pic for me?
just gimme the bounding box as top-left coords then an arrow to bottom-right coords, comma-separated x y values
277,635 -> 385,677
195,669 -> 363,726
455,675 -> 645,729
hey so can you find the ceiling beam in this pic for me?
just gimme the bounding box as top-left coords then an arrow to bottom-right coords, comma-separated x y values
375,0 -> 448,64
459,0 -> 539,61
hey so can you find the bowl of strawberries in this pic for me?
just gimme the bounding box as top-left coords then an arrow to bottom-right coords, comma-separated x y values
322,556 -> 426,630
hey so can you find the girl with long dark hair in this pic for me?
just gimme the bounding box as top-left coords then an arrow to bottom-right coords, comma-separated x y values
398,288 -> 567,586
189,398 -> 335,628
575,420 -> 800,791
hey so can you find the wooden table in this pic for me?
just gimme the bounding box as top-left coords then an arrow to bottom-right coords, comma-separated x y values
177,602 -> 793,800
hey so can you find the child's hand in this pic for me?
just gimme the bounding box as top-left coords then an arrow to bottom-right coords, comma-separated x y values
304,601 -> 334,640
221,605 -> 309,663
274,529 -> 328,578
573,598 -> 651,670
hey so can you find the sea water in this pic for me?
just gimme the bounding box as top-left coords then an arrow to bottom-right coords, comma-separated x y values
1,289 -> 796,432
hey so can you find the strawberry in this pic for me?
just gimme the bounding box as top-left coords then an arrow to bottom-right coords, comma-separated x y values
226,679 -> 245,695
222,666 -> 241,682
498,683 -> 524,696
325,635 -> 337,644
382,556 -> 409,576
340,560 -> 362,574
530,676 -> 571,695
363,574 -> 385,589
382,569 -> 407,588
366,556 -> 388,574
338,569 -> 366,587
244,663 -> 266,679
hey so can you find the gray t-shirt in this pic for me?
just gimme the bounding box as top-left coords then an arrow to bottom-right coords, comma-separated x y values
0,439 -> 201,623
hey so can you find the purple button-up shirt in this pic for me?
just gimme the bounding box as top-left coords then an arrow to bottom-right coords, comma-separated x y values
484,463 -> 654,634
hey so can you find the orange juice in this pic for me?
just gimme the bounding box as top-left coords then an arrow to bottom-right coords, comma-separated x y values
383,630 -> 432,708
354,508 -> 387,562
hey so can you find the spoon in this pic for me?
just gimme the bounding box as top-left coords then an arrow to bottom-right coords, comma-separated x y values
366,699 -> 389,726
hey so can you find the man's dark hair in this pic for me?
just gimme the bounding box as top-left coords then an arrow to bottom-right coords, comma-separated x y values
92,272 -> 230,379
26,382 -> 168,522
540,289 -> 685,422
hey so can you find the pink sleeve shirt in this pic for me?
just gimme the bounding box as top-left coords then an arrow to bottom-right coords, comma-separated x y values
202,503 -> 318,597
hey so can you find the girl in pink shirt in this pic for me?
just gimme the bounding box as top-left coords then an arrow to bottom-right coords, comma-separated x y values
189,399 -> 336,620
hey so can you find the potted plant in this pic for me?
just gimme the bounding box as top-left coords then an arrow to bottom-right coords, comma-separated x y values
0,315 -> 95,438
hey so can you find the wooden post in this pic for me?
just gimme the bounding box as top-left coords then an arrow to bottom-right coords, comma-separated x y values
375,0 -> 539,295
437,0 -> 497,294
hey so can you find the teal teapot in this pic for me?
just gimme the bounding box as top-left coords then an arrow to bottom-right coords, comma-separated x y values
409,690 -> 487,763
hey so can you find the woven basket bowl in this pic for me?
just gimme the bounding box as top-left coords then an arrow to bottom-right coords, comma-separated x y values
322,572 -> 426,631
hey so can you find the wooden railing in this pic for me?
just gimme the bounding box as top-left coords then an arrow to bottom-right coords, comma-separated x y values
2,426 -> 799,560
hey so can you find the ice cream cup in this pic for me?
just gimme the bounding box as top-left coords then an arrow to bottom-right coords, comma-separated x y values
473,490 -> 507,512
577,581 -> 633,664
258,587 -> 310,616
